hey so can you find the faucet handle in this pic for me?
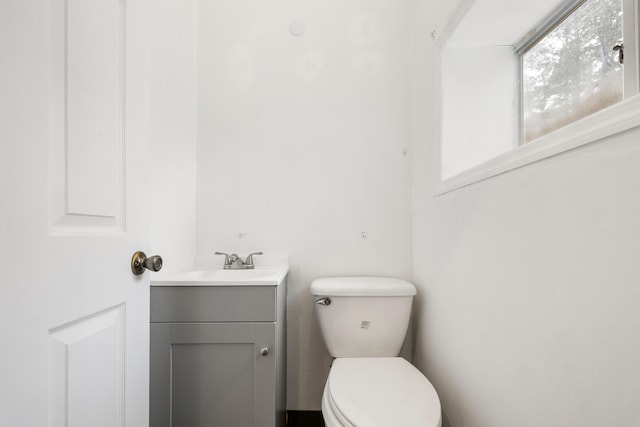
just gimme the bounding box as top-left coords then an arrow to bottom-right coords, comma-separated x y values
244,251 -> 263,268
214,251 -> 231,268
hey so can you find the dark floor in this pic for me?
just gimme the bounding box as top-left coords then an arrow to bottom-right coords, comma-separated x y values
286,410 -> 324,427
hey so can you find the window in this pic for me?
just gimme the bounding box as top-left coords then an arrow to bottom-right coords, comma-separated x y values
518,0 -> 624,142
437,0 -> 640,193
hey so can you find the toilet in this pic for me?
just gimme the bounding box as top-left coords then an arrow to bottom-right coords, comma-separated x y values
311,277 -> 441,427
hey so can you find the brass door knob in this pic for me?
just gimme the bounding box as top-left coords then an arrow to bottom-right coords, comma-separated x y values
131,251 -> 163,275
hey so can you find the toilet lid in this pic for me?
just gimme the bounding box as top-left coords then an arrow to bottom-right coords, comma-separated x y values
327,357 -> 441,427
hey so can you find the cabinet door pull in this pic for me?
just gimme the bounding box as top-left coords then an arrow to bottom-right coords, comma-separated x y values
259,347 -> 269,356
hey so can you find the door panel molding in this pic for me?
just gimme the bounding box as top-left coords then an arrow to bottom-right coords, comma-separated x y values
49,0 -> 125,234
49,304 -> 125,427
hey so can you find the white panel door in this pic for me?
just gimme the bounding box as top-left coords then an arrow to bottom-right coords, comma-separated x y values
0,0 -> 151,426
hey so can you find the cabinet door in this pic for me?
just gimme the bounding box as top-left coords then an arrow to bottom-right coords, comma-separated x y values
150,323 -> 276,427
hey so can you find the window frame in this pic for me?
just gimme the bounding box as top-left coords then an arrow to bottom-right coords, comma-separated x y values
435,0 -> 640,195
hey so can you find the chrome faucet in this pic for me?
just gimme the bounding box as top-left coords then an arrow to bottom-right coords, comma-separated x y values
229,253 -> 244,269
215,251 -> 263,269
244,251 -> 263,269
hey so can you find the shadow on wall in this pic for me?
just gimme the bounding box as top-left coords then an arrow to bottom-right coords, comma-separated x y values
442,411 -> 453,427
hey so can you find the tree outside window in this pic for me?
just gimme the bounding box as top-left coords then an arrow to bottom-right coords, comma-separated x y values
522,0 -> 623,142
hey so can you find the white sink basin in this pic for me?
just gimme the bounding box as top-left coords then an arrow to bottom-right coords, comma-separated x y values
151,266 -> 288,286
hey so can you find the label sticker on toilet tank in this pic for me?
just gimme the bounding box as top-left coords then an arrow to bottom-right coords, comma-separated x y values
360,321 -> 371,329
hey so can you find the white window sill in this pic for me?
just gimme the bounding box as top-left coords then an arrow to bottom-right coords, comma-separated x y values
435,94 -> 640,196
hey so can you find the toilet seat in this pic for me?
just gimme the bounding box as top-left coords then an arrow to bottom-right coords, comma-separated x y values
322,357 -> 442,427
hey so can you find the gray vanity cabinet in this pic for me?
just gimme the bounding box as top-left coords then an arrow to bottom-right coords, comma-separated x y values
150,282 -> 287,427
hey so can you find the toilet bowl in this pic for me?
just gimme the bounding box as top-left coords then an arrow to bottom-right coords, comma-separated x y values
311,277 -> 442,427
321,358 -> 441,427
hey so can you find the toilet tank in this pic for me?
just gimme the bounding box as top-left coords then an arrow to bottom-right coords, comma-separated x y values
310,277 -> 416,358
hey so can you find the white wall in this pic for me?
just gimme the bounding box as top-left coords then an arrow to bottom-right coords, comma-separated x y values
194,0 -> 412,409
441,46 -> 515,179
410,1 -> 640,426
149,0 -> 197,270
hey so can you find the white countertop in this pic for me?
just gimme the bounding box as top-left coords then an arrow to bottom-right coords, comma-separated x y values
150,255 -> 289,286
